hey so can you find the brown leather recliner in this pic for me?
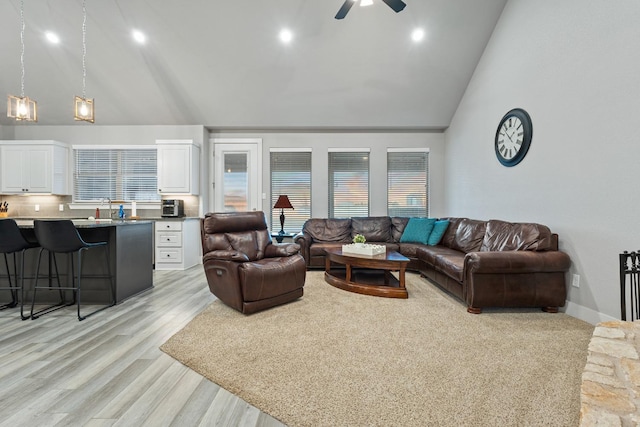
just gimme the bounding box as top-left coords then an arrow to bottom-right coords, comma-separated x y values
200,211 -> 306,314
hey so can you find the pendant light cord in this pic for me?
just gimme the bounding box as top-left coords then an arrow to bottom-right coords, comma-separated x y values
81,0 -> 87,99
20,0 -> 25,98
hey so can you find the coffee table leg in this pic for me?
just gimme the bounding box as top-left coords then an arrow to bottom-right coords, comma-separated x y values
346,264 -> 351,283
399,267 -> 406,290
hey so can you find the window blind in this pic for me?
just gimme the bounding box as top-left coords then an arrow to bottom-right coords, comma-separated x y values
328,151 -> 369,218
387,151 -> 428,217
270,151 -> 311,232
74,148 -> 159,202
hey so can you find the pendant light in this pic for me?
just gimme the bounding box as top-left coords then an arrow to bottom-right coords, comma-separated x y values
74,0 -> 95,123
7,0 -> 37,122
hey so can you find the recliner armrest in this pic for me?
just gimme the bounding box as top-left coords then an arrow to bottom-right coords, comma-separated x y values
203,250 -> 249,262
265,243 -> 300,258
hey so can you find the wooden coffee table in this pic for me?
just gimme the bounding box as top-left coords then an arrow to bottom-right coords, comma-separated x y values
324,247 -> 410,298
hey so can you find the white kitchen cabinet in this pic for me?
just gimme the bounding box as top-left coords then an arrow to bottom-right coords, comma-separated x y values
156,140 -> 200,195
0,141 -> 70,195
154,219 -> 201,270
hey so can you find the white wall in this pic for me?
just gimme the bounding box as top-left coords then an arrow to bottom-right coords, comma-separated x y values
209,131 -> 446,222
445,0 -> 640,323
0,125 -> 14,139
12,125 -> 206,146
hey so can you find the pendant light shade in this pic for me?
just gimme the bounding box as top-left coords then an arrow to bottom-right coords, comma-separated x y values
7,95 -> 37,121
7,0 -> 37,122
74,96 -> 94,123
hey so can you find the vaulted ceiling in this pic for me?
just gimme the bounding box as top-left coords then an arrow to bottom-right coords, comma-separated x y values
0,0 -> 507,129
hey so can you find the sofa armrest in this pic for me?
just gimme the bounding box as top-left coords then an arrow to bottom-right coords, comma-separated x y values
294,232 -> 312,264
203,250 -> 249,263
464,251 -> 571,274
265,243 -> 300,258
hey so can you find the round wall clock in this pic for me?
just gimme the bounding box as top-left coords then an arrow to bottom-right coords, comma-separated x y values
494,108 -> 533,167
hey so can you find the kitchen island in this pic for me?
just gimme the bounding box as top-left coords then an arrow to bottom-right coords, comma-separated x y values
16,219 -> 153,304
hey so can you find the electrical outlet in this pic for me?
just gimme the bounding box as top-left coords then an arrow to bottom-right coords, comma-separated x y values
59,204 -> 64,211
34,204 -> 40,212
572,274 -> 580,288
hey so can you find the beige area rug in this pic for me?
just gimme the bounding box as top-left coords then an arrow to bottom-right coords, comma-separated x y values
161,271 -> 594,427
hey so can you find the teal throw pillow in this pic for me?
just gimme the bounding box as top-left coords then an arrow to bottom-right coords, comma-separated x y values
427,220 -> 450,246
400,218 -> 436,245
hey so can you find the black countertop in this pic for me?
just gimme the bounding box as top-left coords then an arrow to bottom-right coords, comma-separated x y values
15,219 -> 153,228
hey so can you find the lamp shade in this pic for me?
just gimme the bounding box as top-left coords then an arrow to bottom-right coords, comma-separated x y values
273,195 -> 294,210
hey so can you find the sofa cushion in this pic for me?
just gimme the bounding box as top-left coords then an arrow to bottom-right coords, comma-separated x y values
397,242 -> 423,259
391,217 -> 410,242
351,217 -> 392,243
304,218 -> 352,243
400,217 -> 435,245
433,252 -> 465,282
450,219 -> 487,253
416,245 -> 463,266
480,220 -> 553,252
310,242 -> 344,257
440,217 -> 465,248
427,220 -> 450,246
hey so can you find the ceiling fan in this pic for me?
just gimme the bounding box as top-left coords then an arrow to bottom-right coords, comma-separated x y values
335,0 -> 407,20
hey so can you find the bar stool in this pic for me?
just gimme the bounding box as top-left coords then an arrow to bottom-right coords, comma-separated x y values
31,220 -> 115,321
0,219 -> 39,320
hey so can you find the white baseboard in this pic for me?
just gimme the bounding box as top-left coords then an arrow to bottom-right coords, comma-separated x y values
563,300 -> 618,325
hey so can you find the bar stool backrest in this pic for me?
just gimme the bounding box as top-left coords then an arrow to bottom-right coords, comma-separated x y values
34,220 -> 88,253
0,219 -> 32,254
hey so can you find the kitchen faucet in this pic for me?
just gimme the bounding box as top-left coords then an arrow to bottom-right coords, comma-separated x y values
101,197 -> 114,219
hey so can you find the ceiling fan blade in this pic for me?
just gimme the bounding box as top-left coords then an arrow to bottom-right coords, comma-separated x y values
335,0 -> 355,19
381,0 -> 407,13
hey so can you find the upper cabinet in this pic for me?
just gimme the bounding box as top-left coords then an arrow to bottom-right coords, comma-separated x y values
156,140 -> 200,195
0,140 -> 70,195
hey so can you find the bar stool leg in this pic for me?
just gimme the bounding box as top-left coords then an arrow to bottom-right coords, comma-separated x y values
19,249 -> 29,320
31,249 -> 73,320
77,246 -> 114,321
0,253 -> 18,310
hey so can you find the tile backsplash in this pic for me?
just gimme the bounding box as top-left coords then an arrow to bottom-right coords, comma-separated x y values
0,195 -> 200,219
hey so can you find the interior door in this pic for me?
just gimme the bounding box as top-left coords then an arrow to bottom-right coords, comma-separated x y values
212,139 -> 262,213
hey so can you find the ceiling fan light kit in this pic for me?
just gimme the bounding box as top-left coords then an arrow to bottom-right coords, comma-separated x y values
335,0 -> 407,19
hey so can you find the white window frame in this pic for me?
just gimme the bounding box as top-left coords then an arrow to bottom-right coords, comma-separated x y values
69,145 -> 160,210
328,148 -> 370,219
269,148 -> 312,233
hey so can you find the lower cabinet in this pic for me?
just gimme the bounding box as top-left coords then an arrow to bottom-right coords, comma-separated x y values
155,219 -> 201,270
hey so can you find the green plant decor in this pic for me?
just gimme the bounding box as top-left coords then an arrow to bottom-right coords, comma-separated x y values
353,234 -> 366,244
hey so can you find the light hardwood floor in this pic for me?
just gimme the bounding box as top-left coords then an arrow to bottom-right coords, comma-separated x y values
0,266 -> 286,427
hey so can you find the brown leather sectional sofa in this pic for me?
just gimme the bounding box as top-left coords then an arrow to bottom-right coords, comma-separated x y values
294,216 -> 571,313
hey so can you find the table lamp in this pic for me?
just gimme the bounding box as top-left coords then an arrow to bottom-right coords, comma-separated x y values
273,195 -> 294,234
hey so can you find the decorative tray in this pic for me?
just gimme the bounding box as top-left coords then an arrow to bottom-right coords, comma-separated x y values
342,243 -> 386,256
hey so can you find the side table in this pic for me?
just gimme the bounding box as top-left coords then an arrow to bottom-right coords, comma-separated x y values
271,232 -> 297,243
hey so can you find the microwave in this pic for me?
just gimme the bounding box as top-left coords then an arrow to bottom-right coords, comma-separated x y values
161,199 -> 185,217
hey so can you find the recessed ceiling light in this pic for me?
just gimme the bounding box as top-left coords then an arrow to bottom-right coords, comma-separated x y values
279,29 -> 293,44
132,29 -> 147,44
45,31 -> 60,44
411,28 -> 425,43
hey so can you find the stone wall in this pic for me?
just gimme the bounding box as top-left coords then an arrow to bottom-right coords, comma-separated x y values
580,321 -> 640,426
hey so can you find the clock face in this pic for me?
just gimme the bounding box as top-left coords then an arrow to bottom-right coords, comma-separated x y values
495,108 -> 532,167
